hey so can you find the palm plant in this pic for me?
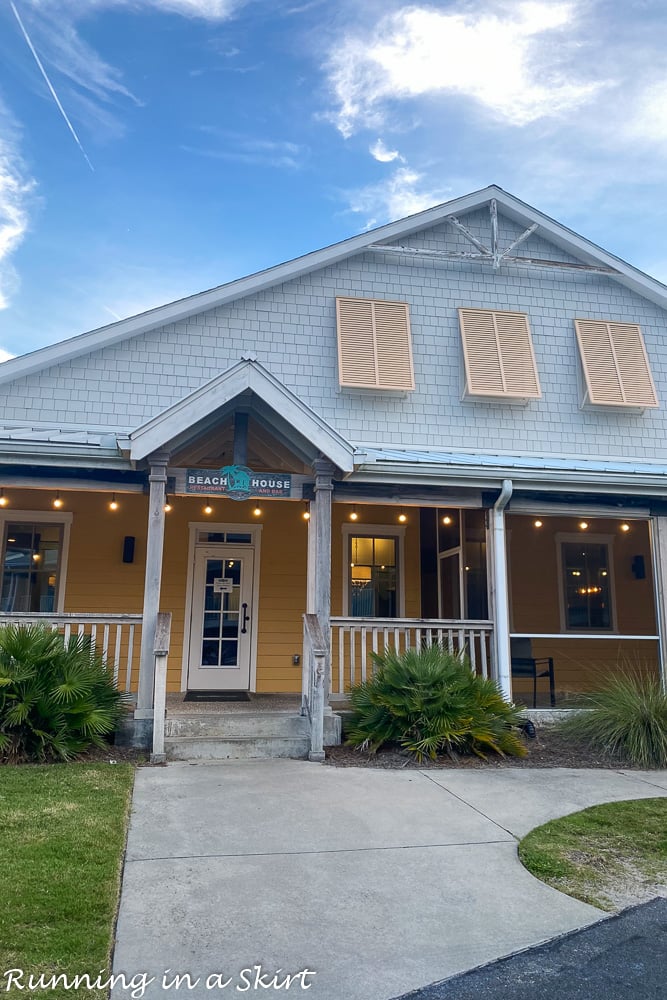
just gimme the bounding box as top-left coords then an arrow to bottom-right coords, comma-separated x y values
346,643 -> 527,761
559,671 -> 667,768
0,625 -> 127,762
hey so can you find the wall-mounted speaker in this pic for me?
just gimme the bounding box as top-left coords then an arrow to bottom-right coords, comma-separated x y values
122,536 -> 135,564
631,555 -> 646,580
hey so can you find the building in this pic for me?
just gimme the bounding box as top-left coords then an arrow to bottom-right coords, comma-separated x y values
0,185 -> 665,758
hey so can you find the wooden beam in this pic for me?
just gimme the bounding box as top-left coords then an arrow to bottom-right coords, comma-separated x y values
502,222 -> 539,257
445,215 -> 491,255
490,199 -> 500,268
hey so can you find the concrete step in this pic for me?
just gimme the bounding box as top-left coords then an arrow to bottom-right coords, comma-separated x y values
163,710 -> 342,760
165,710 -> 342,742
164,735 -> 311,761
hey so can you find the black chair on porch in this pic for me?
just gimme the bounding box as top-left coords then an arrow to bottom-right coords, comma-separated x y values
510,638 -> 555,708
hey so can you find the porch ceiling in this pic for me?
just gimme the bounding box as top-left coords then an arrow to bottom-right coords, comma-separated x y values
170,410 -> 311,474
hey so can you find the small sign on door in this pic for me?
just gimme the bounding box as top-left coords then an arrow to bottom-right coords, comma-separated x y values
213,577 -> 234,594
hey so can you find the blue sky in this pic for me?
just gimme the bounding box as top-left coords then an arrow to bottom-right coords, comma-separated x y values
1,0 -> 667,360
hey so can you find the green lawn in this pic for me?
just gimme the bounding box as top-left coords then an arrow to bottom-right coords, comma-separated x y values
519,797 -> 667,911
0,764 -> 135,998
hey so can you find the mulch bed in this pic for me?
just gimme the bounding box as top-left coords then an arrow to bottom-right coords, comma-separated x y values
325,729 -> 637,769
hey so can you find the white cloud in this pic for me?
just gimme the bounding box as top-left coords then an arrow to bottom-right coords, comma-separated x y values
328,2 -> 601,137
0,103 -> 35,311
369,139 -> 403,163
0,349 -> 16,363
346,166 -> 450,227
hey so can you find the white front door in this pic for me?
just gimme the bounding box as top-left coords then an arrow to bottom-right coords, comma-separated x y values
187,546 -> 255,690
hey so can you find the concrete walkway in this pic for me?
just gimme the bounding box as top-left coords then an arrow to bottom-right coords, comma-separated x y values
112,763 -> 667,1000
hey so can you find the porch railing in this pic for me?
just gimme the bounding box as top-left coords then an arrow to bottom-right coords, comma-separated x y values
330,617 -> 495,694
0,613 -> 143,691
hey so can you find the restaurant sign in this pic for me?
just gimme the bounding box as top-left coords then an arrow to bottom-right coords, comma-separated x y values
185,465 -> 291,501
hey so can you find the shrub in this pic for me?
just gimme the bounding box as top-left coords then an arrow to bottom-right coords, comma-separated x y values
0,625 -> 127,762
559,672 -> 667,768
346,643 -> 527,761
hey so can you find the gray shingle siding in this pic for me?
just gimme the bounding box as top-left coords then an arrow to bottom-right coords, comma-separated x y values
1,208 -> 666,461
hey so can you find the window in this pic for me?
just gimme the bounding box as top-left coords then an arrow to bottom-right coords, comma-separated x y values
574,319 -> 658,408
559,537 -> 614,631
437,509 -> 488,620
458,308 -> 541,400
336,297 -> 414,391
342,526 -> 405,617
1,519 -> 69,613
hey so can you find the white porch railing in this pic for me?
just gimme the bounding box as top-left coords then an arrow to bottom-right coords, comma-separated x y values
330,617 -> 495,694
0,613 -> 143,691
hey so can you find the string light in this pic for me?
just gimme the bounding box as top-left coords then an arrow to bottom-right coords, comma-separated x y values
164,497 -> 173,513
203,500 -> 213,515
398,513 -> 408,523
109,494 -> 119,511
579,521 -> 589,530
349,508 -> 359,521
53,493 -> 63,509
253,506 -> 262,517
620,523 -> 630,532
534,519 -> 543,528
442,515 -> 452,525
0,489 -> 7,507
302,503 -> 310,521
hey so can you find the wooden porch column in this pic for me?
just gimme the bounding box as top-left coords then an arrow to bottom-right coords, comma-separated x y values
650,516 -> 667,692
136,451 -> 170,717
313,458 -> 334,695
490,480 -> 513,701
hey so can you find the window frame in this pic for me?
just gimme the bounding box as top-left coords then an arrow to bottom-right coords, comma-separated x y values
555,532 -> 616,634
341,523 -> 406,618
0,510 -> 73,613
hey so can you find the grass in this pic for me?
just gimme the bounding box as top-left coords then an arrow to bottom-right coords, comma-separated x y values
519,797 -> 667,911
0,763 -> 135,998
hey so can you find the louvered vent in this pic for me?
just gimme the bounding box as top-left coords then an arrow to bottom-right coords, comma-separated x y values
459,308 -> 541,399
575,320 -> 658,408
336,298 -> 414,390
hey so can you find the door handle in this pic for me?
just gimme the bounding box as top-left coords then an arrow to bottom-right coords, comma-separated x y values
241,603 -> 250,634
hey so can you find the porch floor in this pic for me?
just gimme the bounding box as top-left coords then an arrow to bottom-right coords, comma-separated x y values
166,692 -> 304,715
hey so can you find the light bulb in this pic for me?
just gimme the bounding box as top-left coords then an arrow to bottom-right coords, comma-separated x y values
253,507 -> 262,517
53,494 -> 63,509
349,510 -> 358,521
534,519 -> 543,528
398,513 -> 407,523
109,494 -> 119,511
0,490 -> 7,507
204,503 -> 213,515
579,521 -> 589,530
164,501 -> 173,513
620,523 -> 630,532
442,515 -> 452,525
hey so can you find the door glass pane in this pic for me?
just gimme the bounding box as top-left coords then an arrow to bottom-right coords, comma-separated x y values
440,553 -> 461,618
1,523 -> 63,613
200,555 -> 244,667
463,509 -> 488,619
562,542 -> 612,629
438,512 -> 460,552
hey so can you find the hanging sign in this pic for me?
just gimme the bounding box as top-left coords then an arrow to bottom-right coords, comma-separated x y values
213,577 -> 234,594
185,465 -> 292,500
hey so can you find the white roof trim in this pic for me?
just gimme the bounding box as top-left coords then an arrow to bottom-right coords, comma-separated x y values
129,358 -> 354,471
4,184 -> 667,387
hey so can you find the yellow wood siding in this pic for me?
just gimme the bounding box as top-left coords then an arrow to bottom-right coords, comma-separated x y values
0,492 -> 422,695
508,515 -> 659,695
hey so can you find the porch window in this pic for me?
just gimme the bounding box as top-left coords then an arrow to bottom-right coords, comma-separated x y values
1,521 -> 66,613
560,539 -> 613,631
349,535 -> 398,617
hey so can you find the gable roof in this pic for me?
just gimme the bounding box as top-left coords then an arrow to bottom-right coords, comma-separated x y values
3,184 -> 667,388
129,356 -> 355,472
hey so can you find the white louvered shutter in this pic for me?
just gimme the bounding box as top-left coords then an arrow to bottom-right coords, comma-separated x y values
459,309 -> 541,399
575,320 -> 658,408
337,298 -> 414,390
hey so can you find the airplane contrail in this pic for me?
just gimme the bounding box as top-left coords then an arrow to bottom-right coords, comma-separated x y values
10,1 -> 95,172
